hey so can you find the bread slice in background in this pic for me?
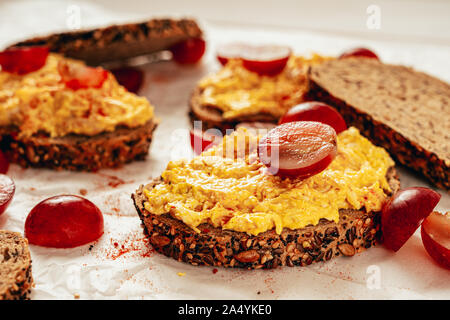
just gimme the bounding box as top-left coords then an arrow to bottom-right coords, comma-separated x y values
132,168 -> 399,270
0,231 -> 33,300
7,18 -> 203,65
308,58 -> 450,190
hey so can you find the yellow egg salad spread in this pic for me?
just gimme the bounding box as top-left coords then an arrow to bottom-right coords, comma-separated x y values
0,53 -> 154,138
143,127 -> 395,236
197,54 -> 331,120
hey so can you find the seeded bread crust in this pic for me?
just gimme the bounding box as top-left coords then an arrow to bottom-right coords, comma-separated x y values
0,120 -> 157,171
189,87 -> 278,133
8,18 -> 203,65
132,167 -> 399,269
0,231 -> 34,300
308,58 -> 450,190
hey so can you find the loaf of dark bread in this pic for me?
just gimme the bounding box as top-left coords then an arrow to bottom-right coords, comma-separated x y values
308,57 -> 450,190
0,231 -> 33,300
132,168 -> 399,269
8,18 -> 203,65
0,120 -> 157,171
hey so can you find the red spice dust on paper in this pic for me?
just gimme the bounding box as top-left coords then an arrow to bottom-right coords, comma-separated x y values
95,173 -> 134,189
98,231 -> 154,260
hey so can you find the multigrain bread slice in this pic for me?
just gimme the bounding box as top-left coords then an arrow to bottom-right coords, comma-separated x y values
8,18 -> 203,65
0,120 -> 157,171
0,231 -> 33,300
308,57 -> 450,190
132,168 -> 399,269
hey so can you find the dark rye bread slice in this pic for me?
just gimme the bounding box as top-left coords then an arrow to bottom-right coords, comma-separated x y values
0,120 -> 157,171
0,231 -> 33,300
308,58 -> 450,190
132,167 -> 399,269
189,87 -> 279,133
8,18 -> 203,65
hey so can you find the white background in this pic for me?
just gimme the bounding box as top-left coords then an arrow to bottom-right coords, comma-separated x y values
0,0 -> 449,300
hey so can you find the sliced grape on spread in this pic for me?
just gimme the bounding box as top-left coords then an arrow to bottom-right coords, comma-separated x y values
0,46 -> 49,75
216,43 -> 291,75
258,121 -> 337,179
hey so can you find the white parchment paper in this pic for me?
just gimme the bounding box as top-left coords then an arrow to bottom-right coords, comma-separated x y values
0,0 -> 449,300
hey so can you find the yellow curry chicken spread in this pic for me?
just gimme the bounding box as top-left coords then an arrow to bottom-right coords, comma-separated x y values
143,127 -> 394,236
197,55 -> 330,120
0,53 -> 154,138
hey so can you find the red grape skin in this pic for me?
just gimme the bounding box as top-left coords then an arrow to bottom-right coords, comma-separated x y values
241,45 -> 291,76
25,195 -> 104,248
381,187 -> 441,252
170,38 -> 206,64
279,102 -> 347,134
110,67 -> 144,93
421,211 -> 450,269
0,46 -> 49,75
216,42 -> 250,66
258,121 -> 337,179
58,62 -> 108,90
339,47 -> 379,60
190,128 -> 222,154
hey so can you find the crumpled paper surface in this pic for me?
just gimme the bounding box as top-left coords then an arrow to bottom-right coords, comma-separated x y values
0,0 -> 449,300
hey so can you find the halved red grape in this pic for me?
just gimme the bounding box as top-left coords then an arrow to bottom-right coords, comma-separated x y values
0,46 -> 49,75
190,128 -> 222,154
241,45 -> 291,76
339,47 -> 379,60
381,187 -> 441,252
258,121 -> 337,179
111,67 -> 144,93
25,195 -> 104,248
0,175 -> 15,216
421,211 -> 450,269
58,61 -> 108,90
279,102 -> 347,134
0,151 -> 9,174
170,38 -> 206,64
216,42 -> 250,65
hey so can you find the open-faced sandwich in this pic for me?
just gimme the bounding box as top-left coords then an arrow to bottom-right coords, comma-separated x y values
133,112 -> 400,269
0,48 -> 157,171
189,44 -> 330,132
0,18 -> 207,171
